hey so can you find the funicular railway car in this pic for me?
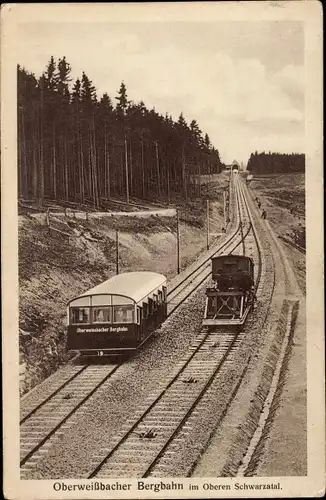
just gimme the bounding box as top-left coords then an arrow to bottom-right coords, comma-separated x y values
67,272 -> 167,355
203,255 -> 255,328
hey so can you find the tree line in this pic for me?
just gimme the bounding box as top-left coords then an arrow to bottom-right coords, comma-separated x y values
247,151 -> 305,174
18,57 -> 223,208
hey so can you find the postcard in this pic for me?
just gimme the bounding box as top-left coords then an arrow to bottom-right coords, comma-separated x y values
1,1 -> 324,498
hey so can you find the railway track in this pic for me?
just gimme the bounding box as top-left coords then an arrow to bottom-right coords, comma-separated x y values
182,179 -> 277,478
235,215 -> 302,476
20,365 -> 87,423
20,365 -> 120,475
88,329 -> 242,478
20,174 -> 263,478
194,181 -> 299,479
85,175 -> 265,479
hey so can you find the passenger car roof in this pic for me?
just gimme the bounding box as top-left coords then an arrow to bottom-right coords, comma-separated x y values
77,271 -> 166,304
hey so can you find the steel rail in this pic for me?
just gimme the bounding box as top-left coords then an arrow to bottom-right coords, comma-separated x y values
20,365 -> 120,467
88,178 -> 263,479
144,180 -> 268,478
20,365 -> 88,424
88,326 -> 219,478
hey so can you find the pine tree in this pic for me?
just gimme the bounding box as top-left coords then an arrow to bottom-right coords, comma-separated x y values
204,133 -> 211,150
57,57 -> 72,97
43,57 -> 59,199
177,113 -> 190,199
72,78 -> 85,203
115,81 -> 129,116
55,58 -> 72,201
115,82 -> 131,202
81,72 -> 97,104
80,72 -> 98,206
45,56 -> 58,90
100,93 -> 114,199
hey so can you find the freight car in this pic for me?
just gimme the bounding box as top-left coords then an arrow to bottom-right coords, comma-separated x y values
203,255 -> 255,328
67,272 -> 167,355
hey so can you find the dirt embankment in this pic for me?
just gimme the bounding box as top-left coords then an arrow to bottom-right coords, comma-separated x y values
19,175 -> 229,395
249,173 -> 305,293
246,172 -> 306,477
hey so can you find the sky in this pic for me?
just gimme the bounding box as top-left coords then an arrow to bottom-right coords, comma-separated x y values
17,20 -> 304,165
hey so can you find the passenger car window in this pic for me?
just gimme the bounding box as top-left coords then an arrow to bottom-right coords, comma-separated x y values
71,307 -> 90,324
143,302 -> 148,319
113,305 -> 134,323
92,307 -> 112,323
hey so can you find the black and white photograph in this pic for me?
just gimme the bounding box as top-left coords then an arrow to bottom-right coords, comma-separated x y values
1,2 -> 324,498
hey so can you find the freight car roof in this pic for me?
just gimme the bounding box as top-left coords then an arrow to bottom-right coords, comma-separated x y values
72,272 -> 167,305
212,255 -> 253,263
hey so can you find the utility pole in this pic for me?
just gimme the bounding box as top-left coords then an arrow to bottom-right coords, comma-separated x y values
124,135 -> 129,204
167,168 -> 170,204
155,140 -> 161,197
116,229 -> 119,275
206,199 -> 210,250
223,190 -> 226,229
228,177 -> 231,223
176,209 -> 180,274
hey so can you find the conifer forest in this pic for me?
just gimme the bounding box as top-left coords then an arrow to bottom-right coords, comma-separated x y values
247,151 -> 305,174
17,57 -> 223,208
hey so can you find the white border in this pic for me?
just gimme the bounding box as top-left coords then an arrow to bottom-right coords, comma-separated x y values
1,2 -> 324,498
